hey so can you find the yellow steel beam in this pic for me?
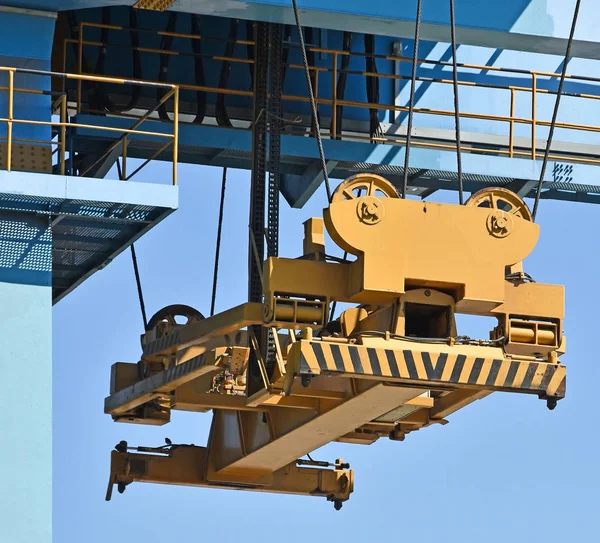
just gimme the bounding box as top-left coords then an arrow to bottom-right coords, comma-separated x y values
209,383 -> 424,479
173,389 -> 321,412
264,257 -> 350,302
430,390 -> 491,420
288,339 -> 566,401
104,351 -> 223,416
106,447 -> 353,505
142,303 -> 264,360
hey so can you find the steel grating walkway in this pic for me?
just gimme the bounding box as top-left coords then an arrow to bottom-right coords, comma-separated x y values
0,171 -> 177,302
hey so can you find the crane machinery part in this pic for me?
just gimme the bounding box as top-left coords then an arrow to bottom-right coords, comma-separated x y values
365,34 -> 383,141
465,187 -> 533,221
266,23 -> 285,383
144,304 -> 205,334
137,304 -> 205,385
402,0 -> 423,198
191,14 -> 206,125
105,173 -> 566,509
246,21 -> 255,86
157,11 -> 178,121
96,7 -> 143,114
281,25 -> 293,86
248,21 -> 291,106
211,168 -> 227,316
66,11 -> 102,114
304,27 -> 320,137
248,22 -> 269,307
449,0 -> 464,204
215,19 -> 238,127
268,23 -> 284,259
291,0 -> 332,202
247,22 -> 272,397
332,31 -> 353,140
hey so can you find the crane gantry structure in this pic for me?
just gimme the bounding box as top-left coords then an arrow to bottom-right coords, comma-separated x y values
0,0 -> 591,539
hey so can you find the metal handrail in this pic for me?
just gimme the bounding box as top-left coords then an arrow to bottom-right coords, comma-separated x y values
66,21 -> 600,167
0,65 -> 179,184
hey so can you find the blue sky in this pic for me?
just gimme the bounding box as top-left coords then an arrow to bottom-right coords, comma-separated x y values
53,159 -> 599,542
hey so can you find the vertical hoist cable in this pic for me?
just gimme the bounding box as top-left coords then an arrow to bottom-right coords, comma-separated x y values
449,0 -> 464,204
120,160 -> 149,329
291,0 -> 332,202
130,244 -> 148,329
532,0 -> 581,220
211,167 -> 227,316
402,0 -> 423,198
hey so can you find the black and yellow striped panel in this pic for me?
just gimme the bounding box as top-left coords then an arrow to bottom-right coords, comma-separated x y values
292,340 -> 565,398
143,330 -> 182,357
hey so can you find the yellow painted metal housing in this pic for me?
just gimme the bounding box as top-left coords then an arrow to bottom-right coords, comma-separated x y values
105,176 -> 566,510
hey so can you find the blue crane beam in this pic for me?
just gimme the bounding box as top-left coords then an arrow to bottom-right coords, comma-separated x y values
73,116 -> 600,207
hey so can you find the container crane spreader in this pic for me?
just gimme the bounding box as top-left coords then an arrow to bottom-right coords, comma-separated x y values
104,174 -> 566,509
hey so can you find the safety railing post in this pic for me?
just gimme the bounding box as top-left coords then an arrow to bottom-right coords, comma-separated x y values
60,94 -> 67,175
509,88 -> 515,158
77,85 -> 175,178
77,24 -> 84,113
122,136 -> 127,180
331,52 -> 337,139
62,38 -> 68,94
531,73 -> 537,160
173,86 -> 179,185
5,31 -> 600,179
7,69 -> 14,172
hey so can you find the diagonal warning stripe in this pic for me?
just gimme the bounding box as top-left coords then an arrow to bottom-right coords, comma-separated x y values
289,340 -> 565,399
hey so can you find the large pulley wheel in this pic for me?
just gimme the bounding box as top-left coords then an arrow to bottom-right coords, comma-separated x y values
332,174 -> 399,226
331,174 -> 400,203
465,187 -> 533,221
145,304 -> 205,334
139,304 -> 205,378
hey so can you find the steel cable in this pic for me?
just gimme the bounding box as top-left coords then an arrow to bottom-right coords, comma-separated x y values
211,167 -> 227,316
449,0 -> 464,204
121,153 -> 148,328
291,0 -> 332,202
130,244 -> 148,329
402,0 -> 423,198
532,0 -> 581,220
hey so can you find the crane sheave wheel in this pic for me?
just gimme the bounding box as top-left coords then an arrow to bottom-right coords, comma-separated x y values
465,187 -> 533,221
331,174 -> 400,203
146,304 -> 205,333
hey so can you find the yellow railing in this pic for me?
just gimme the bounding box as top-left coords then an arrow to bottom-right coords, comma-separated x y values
66,21 -> 600,167
0,65 -> 179,184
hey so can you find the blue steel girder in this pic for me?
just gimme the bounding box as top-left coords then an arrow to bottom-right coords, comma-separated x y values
72,115 -> 600,206
281,159 -> 338,209
2,1 -> 600,59
173,0 -> 600,61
